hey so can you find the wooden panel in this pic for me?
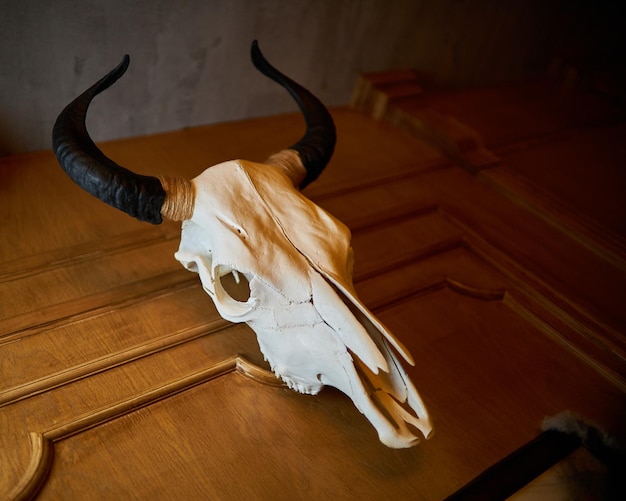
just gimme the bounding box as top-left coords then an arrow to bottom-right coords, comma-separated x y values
492,123 -> 626,238
1,107 -> 624,499
4,244 -> 623,499
352,72 -> 626,354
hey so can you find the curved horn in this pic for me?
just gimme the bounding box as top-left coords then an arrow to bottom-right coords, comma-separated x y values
52,55 -> 172,224
251,40 -> 336,189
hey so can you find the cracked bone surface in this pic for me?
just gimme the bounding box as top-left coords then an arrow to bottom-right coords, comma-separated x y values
52,41 -> 432,448
174,160 -> 433,448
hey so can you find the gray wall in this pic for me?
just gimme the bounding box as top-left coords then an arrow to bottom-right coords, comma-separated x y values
1,0 -> 567,155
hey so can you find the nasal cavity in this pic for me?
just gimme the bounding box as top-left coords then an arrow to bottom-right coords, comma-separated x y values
219,271 -> 251,302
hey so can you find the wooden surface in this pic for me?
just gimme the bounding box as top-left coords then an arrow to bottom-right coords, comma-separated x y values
1,95 -> 625,499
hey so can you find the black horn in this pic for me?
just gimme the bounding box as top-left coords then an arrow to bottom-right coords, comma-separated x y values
52,43 -> 334,222
251,40 -> 336,188
52,55 -> 166,224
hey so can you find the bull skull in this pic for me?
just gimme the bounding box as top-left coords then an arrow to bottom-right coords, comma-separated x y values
52,41 -> 432,448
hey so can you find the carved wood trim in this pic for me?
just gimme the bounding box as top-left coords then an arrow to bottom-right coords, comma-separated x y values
446,278 -> 505,301
0,318 -> 233,408
354,237 -> 464,284
8,356 -> 280,501
478,166 -> 626,269
0,226 -> 179,283
504,296 -> 626,392
0,271 -> 195,342
348,204 -> 439,233
7,433 -> 52,501
439,210 -> 626,391
305,161 -> 453,202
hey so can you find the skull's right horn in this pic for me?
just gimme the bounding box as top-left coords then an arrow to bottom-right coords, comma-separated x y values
52,55 -> 177,224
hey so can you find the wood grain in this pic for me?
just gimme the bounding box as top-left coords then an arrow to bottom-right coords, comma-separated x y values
1,102 -> 624,499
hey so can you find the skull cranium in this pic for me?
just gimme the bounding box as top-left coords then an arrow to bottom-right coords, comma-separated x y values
52,41 -> 432,448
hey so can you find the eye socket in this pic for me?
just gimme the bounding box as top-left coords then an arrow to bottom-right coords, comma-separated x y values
219,270 -> 251,302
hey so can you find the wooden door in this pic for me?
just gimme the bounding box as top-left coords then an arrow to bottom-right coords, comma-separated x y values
1,85 -> 624,499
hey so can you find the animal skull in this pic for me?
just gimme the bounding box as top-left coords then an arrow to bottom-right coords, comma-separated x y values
52,41 -> 433,448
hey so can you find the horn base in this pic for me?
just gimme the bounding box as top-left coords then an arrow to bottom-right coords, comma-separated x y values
266,150 -> 307,187
159,176 -> 195,221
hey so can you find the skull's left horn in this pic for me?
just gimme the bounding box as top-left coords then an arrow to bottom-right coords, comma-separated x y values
251,40 -> 336,188
52,55 -> 190,224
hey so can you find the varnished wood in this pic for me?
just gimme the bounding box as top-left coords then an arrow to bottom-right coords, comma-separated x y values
353,74 -> 626,380
1,99 -> 624,499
